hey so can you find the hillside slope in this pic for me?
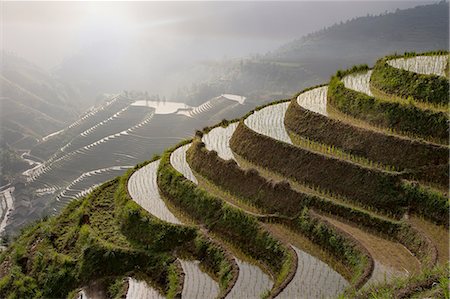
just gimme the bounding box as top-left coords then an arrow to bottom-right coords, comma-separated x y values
178,2 -> 449,105
0,53 -> 82,148
0,51 -> 447,299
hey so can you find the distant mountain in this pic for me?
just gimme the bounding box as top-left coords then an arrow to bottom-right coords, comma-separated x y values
269,1 -> 449,74
177,1 -> 449,104
0,52 -> 82,149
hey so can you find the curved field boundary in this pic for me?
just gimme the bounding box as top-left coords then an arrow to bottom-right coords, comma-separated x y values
354,265 -> 448,298
230,121 -> 437,266
56,166 -> 132,200
290,86 -> 448,226
128,161 -> 181,224
31,95 -> 128,161
179,260 -> 220,299
228,98 -> 439,263
126,278 -> 165,299
388,55 -> 448,77
28,109 -> 155,182
169,144 -> 276,298
65,106 -> 152,154
190,137 -> 399,231
127,160 -> 242,298
226,258 -> 273,299
0,188 -> 14,237
191,130 -> 439,288
277,247 -> 348,298
285,88 -> 448,186
159,142 -> 298,298
197,125 -> 354,295
325,217 -> 420,285
371,52 -> 449,106
328,69 -> 448,144
231,119 -> 405,216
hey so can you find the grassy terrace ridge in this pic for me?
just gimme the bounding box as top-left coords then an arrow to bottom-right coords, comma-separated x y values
230,121 -> 407,217
189,127 -> 438,283
186,136 -> 373,290
119,159 -> 238,299
157,141 -> 295,298
285,92 -> 449,191
0,157 -> 240,299
370,51 -> 449,106
351,265 -> 449,299
0,178 -> 181,299
328,66 -> 448,144
1,51 -> 448,298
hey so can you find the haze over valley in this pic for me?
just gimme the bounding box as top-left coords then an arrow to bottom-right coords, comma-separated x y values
0,1 -> 449,298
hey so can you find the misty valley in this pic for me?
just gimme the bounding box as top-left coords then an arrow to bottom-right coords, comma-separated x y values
0,1 -> 449,299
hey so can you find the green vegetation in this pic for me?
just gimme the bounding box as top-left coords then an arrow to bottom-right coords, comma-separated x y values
189,132 -> 437,283
285,98 -> 447,171
157,142 -> 293,296
328,71 -> 448,144
1,50 -> 447,298
0,179 -> 176,299
351,265 -> 449,299
370,51 -> 449,106
230,121 -> 406,216
288,208 -> 372,289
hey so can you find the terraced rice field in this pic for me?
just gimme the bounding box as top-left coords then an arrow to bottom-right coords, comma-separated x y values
170,145 -> 198,184
342,70 -> 373,96
325,217 -> 420,284
244,102 -> 292,144
18,95 -> 246,231
278,247 -> 347,298
52,166 -> 131,214
127,161 -> 180,224
387,55 -> 448,76
126,278 -> 164,299
4,53 -> 446,298
226,258 -> 273,299
240,92 -> 426,289
297,86 -> 328,116
179,260 -> 220,299
202,123 -> 239,161
170,144 -> 278,298
0,188 -> 14,236
409,216 -> 449,265
196,123 -> 353,297
127,158 -> 221,298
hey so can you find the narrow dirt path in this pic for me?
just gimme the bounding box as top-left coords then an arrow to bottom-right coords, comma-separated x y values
325,217 -> 420,285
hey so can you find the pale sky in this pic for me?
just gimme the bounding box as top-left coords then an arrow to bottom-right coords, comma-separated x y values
2,1 -> 433,69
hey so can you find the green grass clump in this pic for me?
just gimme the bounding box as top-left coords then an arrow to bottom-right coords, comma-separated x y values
350,265 -> 449,299
328,74 -> 448,143
370,51 -> 449,106
157,143 -> 293,295
0,176 -> 187,298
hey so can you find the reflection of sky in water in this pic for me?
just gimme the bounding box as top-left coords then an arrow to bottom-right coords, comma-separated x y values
131,100 -> 192,114
342,70 -> 373,96
388,55 -> 447,77
297,86 -> 328,116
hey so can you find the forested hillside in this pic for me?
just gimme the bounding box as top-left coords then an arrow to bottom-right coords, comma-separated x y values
178,1 -> 449,105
